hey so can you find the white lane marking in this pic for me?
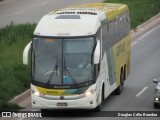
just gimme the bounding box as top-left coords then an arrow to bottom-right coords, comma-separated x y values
39,2 -> 47,6
16,11 -> 25,15
131,41 -> 138,46
136,87 -> 148,97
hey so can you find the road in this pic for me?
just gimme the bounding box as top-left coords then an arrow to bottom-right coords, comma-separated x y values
0,0 -> 103,27
0,0 -> 160,120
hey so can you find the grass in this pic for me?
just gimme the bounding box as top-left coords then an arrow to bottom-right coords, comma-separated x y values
0,101 -> 23,111
0,22 -> 36,111
105,0 -> 160,29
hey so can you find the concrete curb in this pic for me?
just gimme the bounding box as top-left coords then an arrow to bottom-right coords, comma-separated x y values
9,13 -> 160,108
9,89 -> 31,104
131,13 -> 160,41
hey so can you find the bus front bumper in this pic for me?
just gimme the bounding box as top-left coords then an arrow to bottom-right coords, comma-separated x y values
31,92 -> 98,109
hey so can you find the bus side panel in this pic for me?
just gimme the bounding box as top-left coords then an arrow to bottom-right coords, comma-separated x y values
112,33 -> 131,87
107,48 -> 116,86
98,51 -> 117,100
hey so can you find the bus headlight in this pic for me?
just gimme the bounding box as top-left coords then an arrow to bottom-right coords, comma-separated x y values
34,91 -> 40,96
84,90 -> 94,97
85,91 -> 92,96
32,90 -> 40,96
155,98 -> 159,101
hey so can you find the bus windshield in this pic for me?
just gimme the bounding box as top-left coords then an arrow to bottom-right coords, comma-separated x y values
32,37 -> 95,87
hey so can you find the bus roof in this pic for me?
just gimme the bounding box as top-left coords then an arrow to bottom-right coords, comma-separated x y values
34,3 -> 128,37
66,3 -> 128,20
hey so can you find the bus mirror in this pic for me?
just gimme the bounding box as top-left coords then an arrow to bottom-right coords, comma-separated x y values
23,41 -> 32,65
94,40 -> 100,64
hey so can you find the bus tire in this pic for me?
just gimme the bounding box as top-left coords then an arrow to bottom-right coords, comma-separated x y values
154,103 -> 159,108
95,85 -> 104,112
123,65 -> 126,81
114,71 -> 124,95
41,109 -> 49,113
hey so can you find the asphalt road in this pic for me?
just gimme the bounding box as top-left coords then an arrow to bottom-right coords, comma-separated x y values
0,0 -> 103,27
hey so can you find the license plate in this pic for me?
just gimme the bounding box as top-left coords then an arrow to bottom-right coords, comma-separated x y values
57,102 -> 68,106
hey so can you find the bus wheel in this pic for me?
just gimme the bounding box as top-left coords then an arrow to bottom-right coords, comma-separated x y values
154,103 -> 159,108
95,86 -> 104,112
114,72 -> 124,95
41,109 -> 49,113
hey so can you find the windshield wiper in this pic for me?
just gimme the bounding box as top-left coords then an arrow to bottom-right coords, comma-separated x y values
46,56 -> 58,85
64,57 -> 78,87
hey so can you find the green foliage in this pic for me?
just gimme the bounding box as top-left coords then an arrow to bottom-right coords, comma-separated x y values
0,101 -> 23,111
0,64 -> 30,98
0,22 -> 36,64
0,22 -> 35,45
0,23 -> 36,110
105,0 -> 160,29
0,64 -> 29,111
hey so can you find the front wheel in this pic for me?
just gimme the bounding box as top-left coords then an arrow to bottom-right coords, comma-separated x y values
41,109 -> 49,113
154,102 -> 159,108
95,87 -> 104,112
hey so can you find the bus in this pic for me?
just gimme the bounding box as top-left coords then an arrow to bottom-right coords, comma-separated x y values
23,3 -> 131,111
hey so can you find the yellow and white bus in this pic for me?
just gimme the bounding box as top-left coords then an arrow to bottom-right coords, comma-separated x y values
23,3 -> 131,111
